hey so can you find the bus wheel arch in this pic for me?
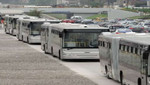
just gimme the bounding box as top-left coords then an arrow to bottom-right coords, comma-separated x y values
137,78 -> 141,85
120,71 -> 123,85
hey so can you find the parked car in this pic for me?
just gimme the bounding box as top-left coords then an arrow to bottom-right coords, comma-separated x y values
97,22 -> 110,27
81,19 -> 94,24
115,28 -> 133,34
62,19 -> 75,23
108,24 -> 125,32
128,25 -> 148,33
70,16 -> 83,23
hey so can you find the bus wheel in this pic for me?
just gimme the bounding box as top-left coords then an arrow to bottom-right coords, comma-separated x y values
138,78 -> 141,85
5,28 -> 6,32
17,35 -> 20,41
120,71 -> 123,85
51,47 -> 53,56
44,45 -> 48,54
105,66 -> 110,79
22,36 -> 23,41
27,37 -> 30,44
59,50 -> 62,60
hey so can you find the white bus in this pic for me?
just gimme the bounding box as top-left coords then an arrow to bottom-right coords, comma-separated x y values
41,23 -> 109,60
8,15 -> 30,36
21,18 -> 61,44
99,33 -> 150,85
16,16 -> 38,41
4,15 -> 13,34
41,22 -> 52,51
4,15 -> 28,35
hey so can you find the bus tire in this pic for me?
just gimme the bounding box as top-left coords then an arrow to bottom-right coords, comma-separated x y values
120,71 -> 123,85
105,66 -> 110,79
27,37 -> 30,44
22,35 -> 23,41
59,50 -> 63,60
51,47 -> 53,56
44,45 -> 48,54
5,28 -> 6,33
137,78 -> 141,85
17,35 -> 21,41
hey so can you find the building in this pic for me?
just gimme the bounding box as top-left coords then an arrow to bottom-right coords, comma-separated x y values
116,0 -> 136,7
147,1 -> 150,6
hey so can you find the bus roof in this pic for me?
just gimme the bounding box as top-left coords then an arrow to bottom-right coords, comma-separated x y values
51,23 -> 108,30
21,18 -> 61,23
99,33 -> 150,45
9,15 -> 28,19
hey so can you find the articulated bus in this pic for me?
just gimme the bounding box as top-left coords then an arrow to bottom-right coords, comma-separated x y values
21,18 -> 60,44
99,33 -> 150,85
41,23 -> 109,60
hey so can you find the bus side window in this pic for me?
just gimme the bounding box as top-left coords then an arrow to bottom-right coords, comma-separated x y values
124,45 -> 126,51
105,42 -> 107,48
101,41 -> 103,47
140,49 -> 142,55
99,41 -> 102,46
135,48 -> 138,54
119,44 -> 121,50
127,46 -> 129,52
98,41 -> 100,46
131,47 -> 133,53
123,45 -> 125,51
103,41 -> 105,47
121,44 -> 123,51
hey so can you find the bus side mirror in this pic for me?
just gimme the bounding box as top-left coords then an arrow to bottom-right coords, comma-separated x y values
59,32 -> 63,38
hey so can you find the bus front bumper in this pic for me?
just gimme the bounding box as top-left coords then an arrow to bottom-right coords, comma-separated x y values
30,36 -> 41,44
62,49 -> 99,59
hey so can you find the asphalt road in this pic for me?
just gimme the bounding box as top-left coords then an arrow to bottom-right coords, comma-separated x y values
0,29 -> 97,85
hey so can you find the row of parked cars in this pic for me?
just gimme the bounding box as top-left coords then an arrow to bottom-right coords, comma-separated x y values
99,19 -> 150,33
62,16 -> 150,34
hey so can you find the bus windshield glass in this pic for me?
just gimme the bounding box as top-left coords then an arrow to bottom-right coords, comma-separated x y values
63,29 -> 105,48
31,22 -> 43,35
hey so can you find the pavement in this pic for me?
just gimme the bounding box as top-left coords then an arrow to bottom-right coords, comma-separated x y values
0,28 -> 97,85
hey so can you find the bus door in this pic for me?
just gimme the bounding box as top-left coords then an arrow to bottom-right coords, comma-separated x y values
142,50 -> 150,85
45,28 -> 49,51
111,37 -> 120,80
147,52 -> 150,85
17,21 -> 20,35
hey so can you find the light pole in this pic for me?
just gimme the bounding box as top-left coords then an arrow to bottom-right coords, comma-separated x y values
126,0 -> 129,8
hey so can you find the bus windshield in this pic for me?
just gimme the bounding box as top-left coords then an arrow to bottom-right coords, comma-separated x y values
31,22 -> 43,35
63,32 -> 100,48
